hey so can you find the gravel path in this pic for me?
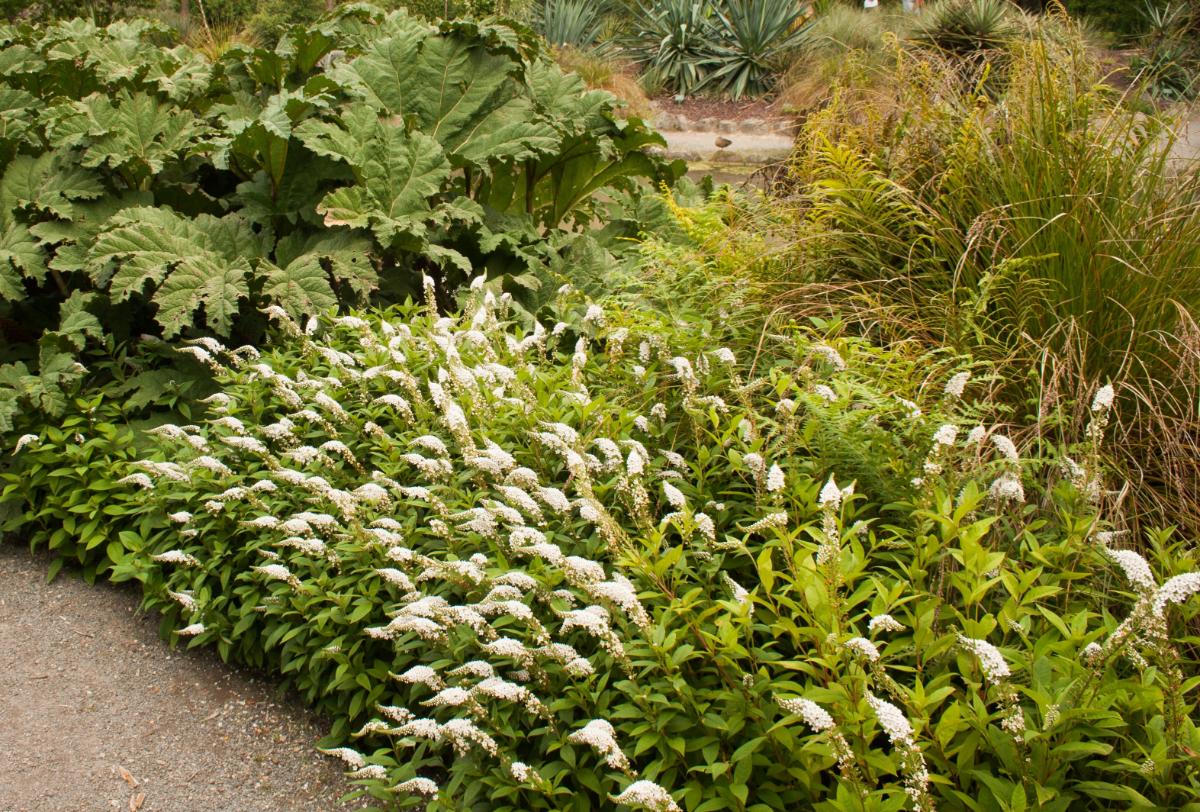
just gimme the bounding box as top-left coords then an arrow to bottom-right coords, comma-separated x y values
0,545 -> 365,812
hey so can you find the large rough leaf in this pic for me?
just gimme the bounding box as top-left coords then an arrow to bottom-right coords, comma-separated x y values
145,46 -> 216,104
154,259 -> 249,339
0,334 -> 87,420
293,104 -> 379,168
274,230 -> 377,300
525,59 -> 612,134
0,88 -> 39,156
234,155 -> 349,227
55,291 -> 104,351
0,152 -> 104,220
335,33 -> 558,168
55,91 -> 209,179
297,109 -> 451,245
28,191 -> 153,274
0,223 -> 44,298
213,85 -> 336,186
263,230 -> 376,318
87,208 -> 259,337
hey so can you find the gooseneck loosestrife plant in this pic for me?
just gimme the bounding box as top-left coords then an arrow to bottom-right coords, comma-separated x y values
1,255 -> 1175,811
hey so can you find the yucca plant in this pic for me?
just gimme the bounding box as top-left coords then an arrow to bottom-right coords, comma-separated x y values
704,0 -> 813,99
624,0 -> 717,96
911,0 -> 1020,55
537,0 -> 609,51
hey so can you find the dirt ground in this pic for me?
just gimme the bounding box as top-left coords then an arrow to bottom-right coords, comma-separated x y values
0,545 -> 367,812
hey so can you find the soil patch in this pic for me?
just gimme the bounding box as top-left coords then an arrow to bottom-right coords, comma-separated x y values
652,95 -> 782,122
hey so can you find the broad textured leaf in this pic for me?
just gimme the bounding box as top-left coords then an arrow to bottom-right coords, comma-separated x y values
145,46 -> 216,104
214,87 -> 334,185
301,114 -> 450,245
55,291 -> 104,351
336,33 -> 558,167
87,207 -> 258,337
0,393 -> 16,433
154,258 -> 250,338
0,335 -> 87,419
0,44 -> 46,79
273,230 -> 377,300
66,91 -> 209,178
0,88 -> 39,152
29,191 -> 153,273
536,120 -> 673,226
294,104 -> 379,169
423,243 -> 472,274
234,155 -> 350,227
275,27 -> 340,75
0,152 -> 104,220
0,223 -> 44,297
327,20 -> 425,112
89,207 -> 205,291
525,59 -> 611,134
262,255 -> 338,318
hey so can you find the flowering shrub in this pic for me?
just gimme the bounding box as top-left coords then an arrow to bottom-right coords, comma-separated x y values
42,271 -> 1194,812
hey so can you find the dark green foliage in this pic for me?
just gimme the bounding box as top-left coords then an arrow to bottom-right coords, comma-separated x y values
707,0 -> 811,98
385,0 -> 523,20
0,329 -> 210,580
0,0 -> 154,24
1130,0 -> 1200,100
29,274 -> 1200,809
0,6 -> 681,428
243,0 -> 328,39
1063,0 -> 1169,36
624,0 -> 812,99
196,0 -> 260,26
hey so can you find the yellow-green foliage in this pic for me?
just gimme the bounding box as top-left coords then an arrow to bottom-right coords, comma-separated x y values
777,20 -> 1200,531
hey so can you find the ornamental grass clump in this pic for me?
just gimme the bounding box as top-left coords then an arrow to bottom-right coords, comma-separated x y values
776,16 -> 1200,531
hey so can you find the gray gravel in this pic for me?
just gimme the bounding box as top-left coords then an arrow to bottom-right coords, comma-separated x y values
0,544 -> 368,812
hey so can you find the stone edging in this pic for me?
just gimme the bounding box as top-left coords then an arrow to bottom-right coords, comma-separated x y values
651,112 -> 800,136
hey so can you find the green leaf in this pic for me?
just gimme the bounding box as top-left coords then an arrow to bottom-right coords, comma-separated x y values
301,112 -> 450,245
0,222 -> 43,296
335,32 -> 558,168
88,208 -> 262,337
55,291 -> 104,351
272,230 -> 377,304
154,260 -> 249,338
62,90 -> 209,179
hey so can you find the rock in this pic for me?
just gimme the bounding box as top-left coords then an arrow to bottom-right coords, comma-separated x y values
741,117 -> 765,132
718,119 -> 738,133
698,117 -> 719,131
654,113 -> 682,132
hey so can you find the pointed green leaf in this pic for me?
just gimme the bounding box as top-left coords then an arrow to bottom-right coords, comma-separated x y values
262,255 -> 338,319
